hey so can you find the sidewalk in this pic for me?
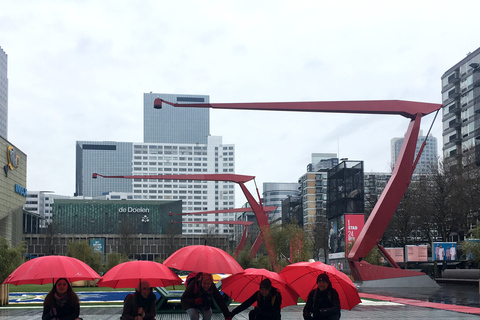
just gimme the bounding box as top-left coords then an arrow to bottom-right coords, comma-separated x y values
1,298 -> 480,319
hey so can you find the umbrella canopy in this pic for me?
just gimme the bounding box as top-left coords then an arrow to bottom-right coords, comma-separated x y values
221,268 -> 299,308
163,245 -> 243,274
3,255 -> 101,285
279,261 -> 361,310
97,260 -> 183,289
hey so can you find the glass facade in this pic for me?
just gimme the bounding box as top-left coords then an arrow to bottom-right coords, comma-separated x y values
75,141 -> 133,197
52,199 -> 182,234
263,182 -> 300,223
327,161 -> 364,219
143,93 -> 210,144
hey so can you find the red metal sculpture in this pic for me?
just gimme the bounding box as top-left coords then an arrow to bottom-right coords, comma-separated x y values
152,98 -> 442,281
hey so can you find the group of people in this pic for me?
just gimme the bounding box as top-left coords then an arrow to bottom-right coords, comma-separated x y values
42,272 -> 341,320
181,272 -> 341,320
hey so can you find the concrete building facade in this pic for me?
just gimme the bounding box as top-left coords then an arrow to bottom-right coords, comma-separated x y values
441,46 -> 480,165
0,47 -> 7,140
0,137 -> 27,246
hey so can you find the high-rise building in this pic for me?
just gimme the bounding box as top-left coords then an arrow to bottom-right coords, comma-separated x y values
0,46 -> 7,139
144,93 -> 210,144
391,130 -> 438,174
76,93 -> 236,235
262,182 -> 299,224
298,153 -> 339,232
441,46 -> 480,165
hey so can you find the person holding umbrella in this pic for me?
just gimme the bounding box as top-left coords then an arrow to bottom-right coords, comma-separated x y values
303,273 -> 341,320
181,272 -> 230,320
42,278 -> 82,320
228,278 -> 282,320
121,280 -> 156,320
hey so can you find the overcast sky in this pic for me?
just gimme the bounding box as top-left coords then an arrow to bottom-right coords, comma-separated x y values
1,1 -> 479,207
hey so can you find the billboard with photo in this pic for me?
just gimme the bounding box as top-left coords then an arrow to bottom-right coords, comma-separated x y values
329,214 -> 365,259
405,245 -> 428,262
432,242 -> 457,261
328,215 -> 345,259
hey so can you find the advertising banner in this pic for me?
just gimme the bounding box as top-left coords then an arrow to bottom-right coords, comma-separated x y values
345,214 -> 365,245
383,247 -> 404,263
432,242 -> 457,261
405,245 -> 428,262
328,214 -> 365,260
90,238 -> 105,254
328,215 -> 345,259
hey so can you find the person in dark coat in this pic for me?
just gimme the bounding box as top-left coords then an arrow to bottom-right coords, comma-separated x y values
303,273 -> 341,320
42,278 -> 82,320
229,278 -> 282,320
121,280 -> 156,320
181,272 -> 230,320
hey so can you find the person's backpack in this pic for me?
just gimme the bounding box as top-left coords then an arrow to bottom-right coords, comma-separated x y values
185,272 -> 199,288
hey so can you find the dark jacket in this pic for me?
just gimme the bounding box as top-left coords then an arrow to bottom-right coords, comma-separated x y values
42,293 -> 80,320
181,278 -> 230,316
121,291 -> 156,320
232,287 -> 282,320
303,287 -> 341,320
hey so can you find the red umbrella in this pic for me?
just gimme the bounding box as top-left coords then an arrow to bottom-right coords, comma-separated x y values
97,260 -> 183,289
3,255 -> 101,285
279,261 -> 361,310
163,245 -> 243,274
221,268 -> 299,308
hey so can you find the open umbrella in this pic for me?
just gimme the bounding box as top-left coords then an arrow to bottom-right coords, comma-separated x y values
97,260 -> 183,289
163,245 -> 243,274
279,261 -> 361,310
3,255 -> 101,285
221,268 -> 299,308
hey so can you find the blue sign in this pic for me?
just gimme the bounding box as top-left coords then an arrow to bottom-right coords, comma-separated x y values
14,183 -> 27,196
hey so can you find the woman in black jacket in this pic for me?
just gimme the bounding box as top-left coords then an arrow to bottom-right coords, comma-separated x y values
121,280 -> 156,320
230,278 -> 282,320
42,278 -> 82,320
303,273 -> 341,320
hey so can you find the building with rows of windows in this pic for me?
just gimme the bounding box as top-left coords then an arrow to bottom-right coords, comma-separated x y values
75,93 -> 236,236
441,46 -> 480,164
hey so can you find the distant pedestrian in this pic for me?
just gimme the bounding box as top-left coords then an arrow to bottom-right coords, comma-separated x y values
42,278 -> 83,320
303,273 -> 341,320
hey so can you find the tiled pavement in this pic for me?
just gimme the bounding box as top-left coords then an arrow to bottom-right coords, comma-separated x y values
2,299 -> 480,320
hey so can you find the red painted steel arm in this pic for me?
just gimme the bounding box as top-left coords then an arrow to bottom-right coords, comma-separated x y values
171,220 -> 254,225
92,173 -> 255,183
235,226 -> 250,258
155,98 -> 441,119
348,114 -> 422,260
169,206 -> 277,215
237,182 -> 277,270
93,173 -> 279,270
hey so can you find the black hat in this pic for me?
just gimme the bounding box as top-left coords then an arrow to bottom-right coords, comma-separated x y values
259,278 -> 272,290
316,273 -> 331,285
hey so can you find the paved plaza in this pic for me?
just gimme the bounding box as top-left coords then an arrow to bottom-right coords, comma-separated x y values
1,299 -> 480,320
